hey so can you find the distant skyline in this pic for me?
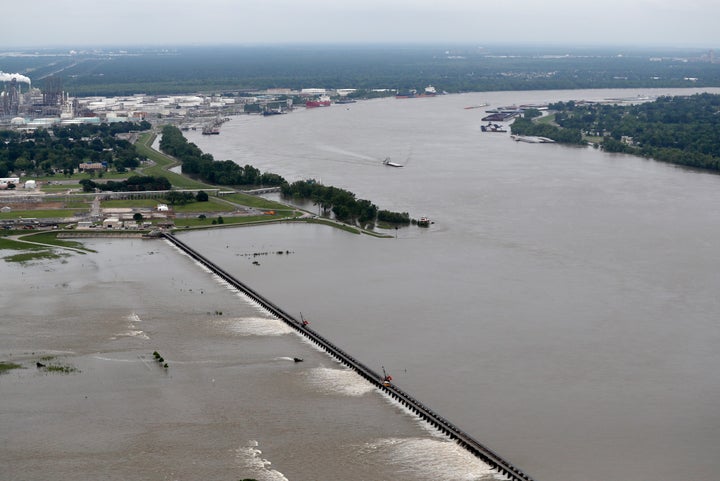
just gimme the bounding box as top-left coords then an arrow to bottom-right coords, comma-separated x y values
2,0 -> 719,49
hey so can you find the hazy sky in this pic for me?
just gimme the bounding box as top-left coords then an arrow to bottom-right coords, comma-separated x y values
3,0 -> 719,48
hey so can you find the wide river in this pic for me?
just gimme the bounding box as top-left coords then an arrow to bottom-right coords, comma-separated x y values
183,88 -> 720,481
2,88 -> 719,481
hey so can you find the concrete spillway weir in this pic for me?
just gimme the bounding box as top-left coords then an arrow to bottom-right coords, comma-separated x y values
162,232 -> 536,481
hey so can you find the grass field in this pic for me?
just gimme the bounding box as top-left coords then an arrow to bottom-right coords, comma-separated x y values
100,199 -> 163,209
0,209 -> 83,219
220,192 -> 289,210
173,212 -> 300,228
100,196 -> 251,213
0,236 -> 46,251
34,172 -> 129,182
172,198 -> 240,213
0,233 -> 78,263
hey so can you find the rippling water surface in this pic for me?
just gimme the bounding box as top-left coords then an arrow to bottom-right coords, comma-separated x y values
181,88 -> 720,481
2,239 -> 501,481
3,88 -> 720,481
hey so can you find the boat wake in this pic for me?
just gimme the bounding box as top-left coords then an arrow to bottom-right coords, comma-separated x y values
316,144 -> 378,162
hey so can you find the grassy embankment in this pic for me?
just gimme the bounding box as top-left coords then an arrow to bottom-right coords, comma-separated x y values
0,233 -> 63,263
0,231 -> 92,263
134,132 -> 299,228
134,132 -> 211,190
0,361 -> 23,374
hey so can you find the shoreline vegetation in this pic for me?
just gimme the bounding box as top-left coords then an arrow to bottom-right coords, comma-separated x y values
511,93 -> 720,172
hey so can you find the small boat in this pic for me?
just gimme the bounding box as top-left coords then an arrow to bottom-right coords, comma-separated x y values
383,157 -> 403,168
417,217 -> 430,227
481,123 -> 507,133
418,85 -> 437,97
293,357 -> 304,363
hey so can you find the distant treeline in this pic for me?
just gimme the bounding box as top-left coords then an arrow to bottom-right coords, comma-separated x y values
0,121 -> 151,177
80,175 -> 171,192
158,126 -> 285,186
548,93 -> 720,171
12,45 -> 720,96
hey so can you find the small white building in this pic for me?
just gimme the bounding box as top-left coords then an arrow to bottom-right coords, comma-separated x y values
103,217 -> 122,229
157,203 -> 169,212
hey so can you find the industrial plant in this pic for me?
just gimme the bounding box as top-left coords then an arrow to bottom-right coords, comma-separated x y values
0,72 -> 72,119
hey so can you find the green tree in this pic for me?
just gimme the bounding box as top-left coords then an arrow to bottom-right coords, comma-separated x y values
196,190 -> 209,202
165,191 -> 194,205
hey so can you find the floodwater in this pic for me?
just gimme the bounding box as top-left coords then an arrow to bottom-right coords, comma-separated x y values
1,240 -> 499,481
3,87 -> 720,481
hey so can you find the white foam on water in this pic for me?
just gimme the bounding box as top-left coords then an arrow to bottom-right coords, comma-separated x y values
224,316 -> 295,337
234,440 -> 289,481
109,330 -> 149,340
302,366 -> 376,396
110,312 -> 149,340
376,388 -> 458,439
91,355 -> 140,363
358,437 -> 505,481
